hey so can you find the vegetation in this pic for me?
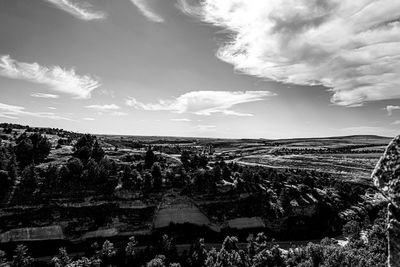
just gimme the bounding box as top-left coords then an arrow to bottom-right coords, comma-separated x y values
0,214 -> 387,266
0,124 -> 390,266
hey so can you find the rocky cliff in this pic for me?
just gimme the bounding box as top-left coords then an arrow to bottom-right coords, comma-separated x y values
372,135 -> 400,267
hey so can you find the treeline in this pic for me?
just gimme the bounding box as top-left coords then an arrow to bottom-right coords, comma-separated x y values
271,144 -> 384,155
0,132 -> 52,202
0,123 -> 81,139
0,211 -> 387,267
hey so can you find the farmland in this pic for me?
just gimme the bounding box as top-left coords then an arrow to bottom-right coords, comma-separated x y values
211,135 -> 392,183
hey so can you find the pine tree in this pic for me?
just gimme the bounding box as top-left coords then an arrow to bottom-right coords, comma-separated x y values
91,140 -> 105,163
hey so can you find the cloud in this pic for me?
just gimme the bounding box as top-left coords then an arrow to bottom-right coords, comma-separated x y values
386,105 -> 400,116
48,107 -> 57,110
0,114 -> 18,119
126,90 -> 273,116
195,125 -> 217,131
0,103 -> 26,120
85,104 -> 127,116
83,117 -> 95,121
392,120 -> 400,125
0,102 -> 73,121
110,111 -> 128,116
42,0 -> 106,20
31,93 -> 59,99
85,104 -> 120,110
178,0 -> 400,106
97,89 -> 116,98
130,0 -> 164,22
170,118 -> 192,122
0,55 -> 100,99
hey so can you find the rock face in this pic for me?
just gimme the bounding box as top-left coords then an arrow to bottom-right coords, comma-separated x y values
372,135 -> 400,267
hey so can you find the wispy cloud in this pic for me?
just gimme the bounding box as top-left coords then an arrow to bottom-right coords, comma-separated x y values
42,0 -> 106,20
48,107 -> 57,110
392,120 -> 400,125
83,117 -> 95,121
178,0 -> 400,106
386,105 -> 400,116
85,104 -> 127,116
0,102 -> 73,121
31,93 -> 59,99
0,103 -> 26,119
0,55 -> 100,99
126,90 -> 273,116
110,111 -> 128,116
97,88 -> 116,98
0,114 -> 18,119
130,0 -> 164,22
195,125 -> 217,131
85,104 -> 120,111
170,118 -> 192,122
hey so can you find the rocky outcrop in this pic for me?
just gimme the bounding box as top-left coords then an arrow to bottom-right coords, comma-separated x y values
372,135 -> 400,267
0,225 -> 65,243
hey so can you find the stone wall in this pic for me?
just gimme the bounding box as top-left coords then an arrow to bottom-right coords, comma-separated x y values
372,135 -> 400,267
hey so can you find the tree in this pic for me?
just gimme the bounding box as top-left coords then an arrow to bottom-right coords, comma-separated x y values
222,166 -> 232,182
189,239 -> 207,267
198,155 -> 208,169
7,152 -> 17,182
67,157 -> 83,180
152,163 -> 162,190
143,171 -> 153,192
100,240 -> 116,267
193,169 -> 205,191
147,255 -> 166,267
159,234 -> 177,261
212,165 -> 222,181
86,159 -> 100,183
74,134 -> 95,163
11,245 -> 33,267
125,236 -> 137,264
252,245 -> 284,267
75,134 -> 94,151
14,139 -> 33,167
343,220 -> 361,241
122,165 -> 133,189
205,236 -> 246,267
0,170 -> 11,197
58,165 -> 70,182
0,250 -> 8,267
98,158 -> 111,183
181,151 -> 191,169
248,233 -> 269,258
21,165 -> 38,189
3,127 -> 12,134
165,170 -> 174,187
14,133 -> 50,167
145,147 -> 155,169
0,146 -> 12,170
91,141 -> 105,163
51,247 -> 71,267
278,188 -> 291,213
31,133 -> 51,163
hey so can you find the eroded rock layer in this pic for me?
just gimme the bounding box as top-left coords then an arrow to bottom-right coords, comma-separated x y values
372,135 -> 400,267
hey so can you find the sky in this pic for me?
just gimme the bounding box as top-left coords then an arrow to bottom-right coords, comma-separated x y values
0,0 -> 399,139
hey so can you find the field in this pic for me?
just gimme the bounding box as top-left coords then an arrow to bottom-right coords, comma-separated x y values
212,135 -> 392,183
237,153 -> 381,181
